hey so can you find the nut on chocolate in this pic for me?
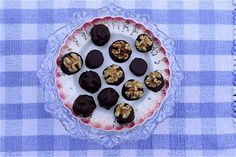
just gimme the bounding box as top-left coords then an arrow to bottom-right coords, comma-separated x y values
145,71 -> 162,87
112,41 -> 131,59
61,52 -> 83,75
103,64 -> 124,85
135,34 -> 153,52
114,103 -> 134,124
144,71 -> 165,92
115,103 -> 132,119
109,40 -> 132,63
122,80 -> 144,100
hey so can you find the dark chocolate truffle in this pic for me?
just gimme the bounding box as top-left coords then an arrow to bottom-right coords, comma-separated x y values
129,58 -> 148,76
109,40 -> 132,63
114,103 -> 135,124
135,34 -> 153,52
61,52 -> 83,75
122,79 -> 144,101
85,50 -> 104,69
144,71 -> 165,92
90,24 -> 110,46
97,88 -> 119,110
79,70 -> 101,93
103,64 -> 125,86
72,95 -> 96,117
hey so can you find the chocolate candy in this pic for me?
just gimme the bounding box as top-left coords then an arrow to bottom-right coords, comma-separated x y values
97,88 -> 119,110
79,70 -> 101,93
144,71 -> 165,92
90,24 -> 110,46
109,40 -> 132,63
85,50 -> 104,69
61,52 -> 83,75
135,34 -> 153,53
129,58 -> 148,76
114,103 -> 135,124
72,95 -> 96,117
122,79 -> 144,101
103,64 -> 125,86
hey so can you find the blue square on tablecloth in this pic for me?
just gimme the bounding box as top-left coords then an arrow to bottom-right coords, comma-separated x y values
200,103 -> 216,118
22,136 -> 37,151
167,10 -> 184,24
137,137 -> 153,149
4,72 -> 22,87
201,135 -> 218,149
36,103 -> 51,119
37,9 -> 54,23
3,9 -> 21,23
4,136 -> 22,152
200,10 -> 215,24
2,40 -> 23,55
37,136 -> 54,151
169,135 -> 186,150
21,10 -> 38,23
5,103 -> 22,119
54,136 -> 69,150
200,72 -> 215,86
69,138 -> 88,150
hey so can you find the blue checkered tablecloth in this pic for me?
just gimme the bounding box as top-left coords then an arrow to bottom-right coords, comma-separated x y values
0,0 -> 235,157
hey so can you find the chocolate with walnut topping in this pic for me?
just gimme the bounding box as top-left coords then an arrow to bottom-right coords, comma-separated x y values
114,103 -> 134,124
109,40 -> 132,63
135,34 -> 153,53
122,79 -> 144,100
61,52 -> 83,75
103,64 -> 125,86
144,71 -> 165,92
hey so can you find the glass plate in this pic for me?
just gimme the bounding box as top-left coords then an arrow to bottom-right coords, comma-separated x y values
37,3 -> 183,148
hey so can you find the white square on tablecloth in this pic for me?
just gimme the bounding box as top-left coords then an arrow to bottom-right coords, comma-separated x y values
22,119 -> 38,136
21,55 -> 38,71
184,86 -> 201,103
184,55 -> 200,71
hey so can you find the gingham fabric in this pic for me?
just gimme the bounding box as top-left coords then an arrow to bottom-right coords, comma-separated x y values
0,0 -> 234,157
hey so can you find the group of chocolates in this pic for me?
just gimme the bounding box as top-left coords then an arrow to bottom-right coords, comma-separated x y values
60,24 -> 165,125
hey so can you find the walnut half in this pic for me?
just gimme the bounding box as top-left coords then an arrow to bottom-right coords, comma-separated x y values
145,71 -> 163,88
111,40 -> 131,60
115,103 -> 132,119
135,34 -> 153,52
103,64 -> 124,84
63,53 -> 82,72
124,80 -> 144,99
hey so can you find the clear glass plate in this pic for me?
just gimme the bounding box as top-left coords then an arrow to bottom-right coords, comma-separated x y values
37,3 -> 183,148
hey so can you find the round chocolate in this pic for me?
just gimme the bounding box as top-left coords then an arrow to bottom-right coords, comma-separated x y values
72,95 -> 96,117
85,50 -> 104,69
97,88 -> 119,110
61,52 -> 83,75
144,71 -> 165,92
122,79 -> 144,101
79,70 -> 101,93
129,58 -> 148,76
109,40 -> 132,63
135,34 -> 153,53
90,24 -> 110,46
103,64 -> 125,86
114,103 -> 135,124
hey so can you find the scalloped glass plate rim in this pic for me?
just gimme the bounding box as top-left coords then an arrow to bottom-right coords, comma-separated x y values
37,3 -> 183,148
